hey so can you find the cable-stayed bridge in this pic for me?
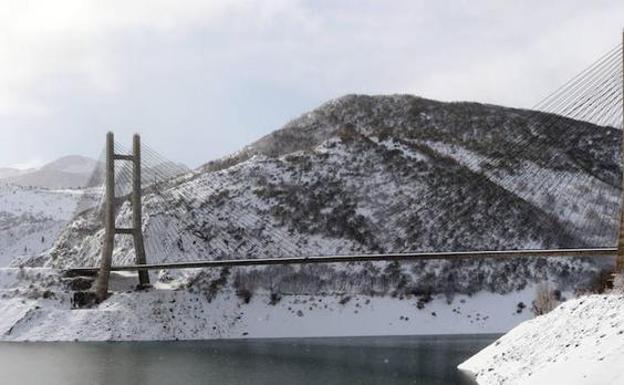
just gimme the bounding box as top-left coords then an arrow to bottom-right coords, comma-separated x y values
60,37 -> 624,302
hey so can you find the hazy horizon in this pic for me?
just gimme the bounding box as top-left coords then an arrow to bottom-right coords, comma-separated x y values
1,0 -> 623,169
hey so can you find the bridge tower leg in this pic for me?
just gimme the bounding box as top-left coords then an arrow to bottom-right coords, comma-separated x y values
133,134 -> 150,287
94,132 -> 150,303
617,30 -> 624,275
95,132 -> 116,302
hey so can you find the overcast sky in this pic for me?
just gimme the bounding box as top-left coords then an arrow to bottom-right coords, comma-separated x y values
1,0 -> 623,169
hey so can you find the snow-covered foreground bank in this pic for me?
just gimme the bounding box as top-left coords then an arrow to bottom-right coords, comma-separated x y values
0,268 -> 538,341
459,294 -> 624,385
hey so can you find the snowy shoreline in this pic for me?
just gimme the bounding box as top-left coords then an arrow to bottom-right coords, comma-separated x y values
459,294 -> 624,385
0,269 -> 537,342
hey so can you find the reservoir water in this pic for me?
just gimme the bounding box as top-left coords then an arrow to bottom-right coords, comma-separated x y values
0,334 -> 497,385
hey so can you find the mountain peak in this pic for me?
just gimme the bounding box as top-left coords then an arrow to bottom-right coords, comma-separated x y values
40,155 -> 98,174
1,155 -> 98,189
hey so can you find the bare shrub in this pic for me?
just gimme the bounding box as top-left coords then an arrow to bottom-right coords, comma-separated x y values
236,288 -> 253,304
269,292 -> 281,305
187,268 -> 230,302
612,272 -> 624,294
532,282 -> 559,316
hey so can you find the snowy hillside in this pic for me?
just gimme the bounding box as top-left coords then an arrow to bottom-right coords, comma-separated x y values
4,94 -> 621,340
205,95 -> 620,247
41,95 -> 617,293
459,293 -> 624,385
0,183 -> 84,266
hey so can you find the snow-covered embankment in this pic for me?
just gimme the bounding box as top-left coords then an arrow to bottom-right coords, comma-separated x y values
0,268 -> 538,341
459,294 -> 624,385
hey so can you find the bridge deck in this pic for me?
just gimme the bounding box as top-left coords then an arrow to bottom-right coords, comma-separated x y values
66,247 -> 617,275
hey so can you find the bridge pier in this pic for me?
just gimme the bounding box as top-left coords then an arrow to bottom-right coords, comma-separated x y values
94,132 -> 150,303
94,132 -> 115,302
133,134 -> 150,287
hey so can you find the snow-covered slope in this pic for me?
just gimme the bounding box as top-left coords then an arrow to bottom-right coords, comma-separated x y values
0,268 -> 539,341
0,183 -> 84,266
4,94 -> 621,341
459,293 -> 624,385
39,95 -> 616,294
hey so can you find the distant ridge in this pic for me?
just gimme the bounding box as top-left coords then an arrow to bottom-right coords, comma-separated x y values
1,155 -> 98,189
0,167 -> 27,180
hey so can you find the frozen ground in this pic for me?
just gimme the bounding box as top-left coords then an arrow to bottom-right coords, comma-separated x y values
459,294 -> 624,385
0,268 -> 538,341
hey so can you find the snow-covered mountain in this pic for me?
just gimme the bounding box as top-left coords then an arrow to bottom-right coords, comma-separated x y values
41,95 -> 617,294
0,157 -> 100,266
1,155 -> 97,189
1,94 -> 620,341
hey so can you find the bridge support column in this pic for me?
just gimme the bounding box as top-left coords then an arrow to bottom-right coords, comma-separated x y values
133,134 -> 150,287
95,132 -> 116,302
94,132 -> 150,303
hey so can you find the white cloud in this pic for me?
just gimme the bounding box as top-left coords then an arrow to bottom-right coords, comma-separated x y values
410,0 -> 624,108
0,0 -> 238,115
0,0 -> 622,167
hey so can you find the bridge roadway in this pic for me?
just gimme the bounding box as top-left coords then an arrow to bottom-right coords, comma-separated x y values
66,247 -> 617,275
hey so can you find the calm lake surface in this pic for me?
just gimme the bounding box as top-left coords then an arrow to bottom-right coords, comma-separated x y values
0,334 -> 497,385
